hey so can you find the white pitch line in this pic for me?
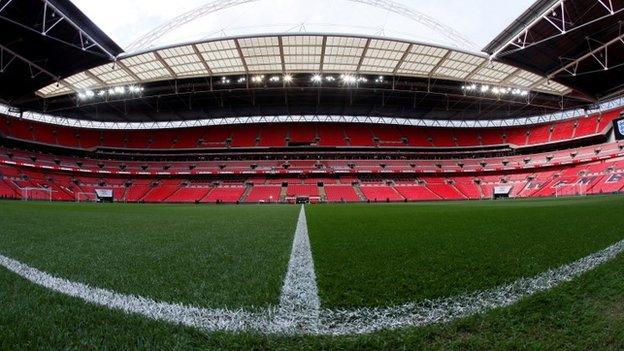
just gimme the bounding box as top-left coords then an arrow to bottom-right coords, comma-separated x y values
276,205 -> 321,333
0,253 -> 279,333
319,238 -> 624,335
0,233 -> 623,335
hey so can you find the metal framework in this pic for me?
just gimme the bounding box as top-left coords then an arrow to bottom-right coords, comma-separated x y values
0,43 -> 61,81
490,0 -> 621,59
0,0 -> 117,60
3,96 -> 623,130
36,33 -> 571,98
125,0 -> 478,52
549,21 -> 624,78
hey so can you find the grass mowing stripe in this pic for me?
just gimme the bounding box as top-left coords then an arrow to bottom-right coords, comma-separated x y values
2,253 -> 622,349
319,237 -> 624,335
1,225 -> 622,335
307,196 -> 624,308
0,201 -> 299,309
0,251 -> 274,333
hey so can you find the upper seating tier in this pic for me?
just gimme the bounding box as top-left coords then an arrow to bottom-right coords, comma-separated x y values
1,108 -> 618,151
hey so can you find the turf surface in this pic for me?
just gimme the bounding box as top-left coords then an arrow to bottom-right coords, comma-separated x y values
306,196 -> 624,308
1,196 -> 623,349
1,239 -> 622,350
0,201 -> 299,309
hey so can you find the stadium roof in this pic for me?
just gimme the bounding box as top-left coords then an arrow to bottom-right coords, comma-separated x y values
484,0 -> 624,100
36,33 -> 572,98
0,0 -> 123,104
2,0 -> 622,126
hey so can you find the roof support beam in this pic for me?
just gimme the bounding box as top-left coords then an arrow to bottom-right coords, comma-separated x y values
41,0 -> 117,60
356,38 -> 371,72
84,70 -> 107,87
429,50 -> 452,77
278,36 -> 286,73
153,51 -> 177,79
490,0 -> 564,58
464,58 -> 490,81
499,68 -> 523,85
319,36 -> 327,73
0,44 -> 60,81
548,26 -> 624,78
192,44 -> 213,75
0,0 -> 14,14
115,61 -> 141,82
393,43 -> 413,75
491,0 -> 622,58
234,38 -> 249,74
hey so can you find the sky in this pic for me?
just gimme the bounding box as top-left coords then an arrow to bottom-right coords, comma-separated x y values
71,0 -> 535,53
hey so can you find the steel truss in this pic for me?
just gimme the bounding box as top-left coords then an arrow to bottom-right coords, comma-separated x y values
0,44 -> 60,80
0,0 -> 116,60
491,0 -> 622,59
549,22 -> 624,78
126,0 -> 477,52
2,96 -> 623,130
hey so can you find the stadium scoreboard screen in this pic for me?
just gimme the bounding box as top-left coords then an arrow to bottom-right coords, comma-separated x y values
613,112 -> 624,140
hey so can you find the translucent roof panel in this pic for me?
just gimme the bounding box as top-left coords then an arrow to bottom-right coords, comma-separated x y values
323,36 -> 367,72
535,80 -> 571,94
36,83 -> 72,97
35,34 -> 572,97
121,53 -> 173,81
434,51 -> 486,80
65,72 -> 103,90
238,36 -> 282,72
196,39 -> 245,74
157,45 -> 210,77
359,39 -> 409,73
506,70 -> 543,87
396,44 -> 449,76
89,63 -> 137,86
282,35 -> 323,72
469,62 -> 517,84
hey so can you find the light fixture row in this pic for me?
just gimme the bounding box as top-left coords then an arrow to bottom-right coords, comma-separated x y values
461,83 -> 529,97
77,85 -> 144,100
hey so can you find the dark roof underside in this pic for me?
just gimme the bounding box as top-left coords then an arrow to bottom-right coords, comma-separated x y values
0,0 -> 121,104
33,75 -> 585,122
485,0 -> 624,101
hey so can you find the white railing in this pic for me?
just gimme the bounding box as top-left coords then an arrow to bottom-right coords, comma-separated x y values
1,96 -> 623,130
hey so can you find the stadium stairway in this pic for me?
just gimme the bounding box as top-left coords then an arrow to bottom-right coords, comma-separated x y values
318,185 -> 327,202
353,184 -> 368,202
239,185 -> 253,203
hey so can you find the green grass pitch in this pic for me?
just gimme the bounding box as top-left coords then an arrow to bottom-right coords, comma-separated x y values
0,196 -> 623,349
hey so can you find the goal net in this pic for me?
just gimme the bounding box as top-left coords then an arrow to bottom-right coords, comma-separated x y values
555,182 -> 586,198
75,192 -> 97,203
21,187 -> 53,201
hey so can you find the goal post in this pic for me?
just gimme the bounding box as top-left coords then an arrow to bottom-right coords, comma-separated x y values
21,187 -> 53,202
555,182 -> 586,198
75,192 -> 97,203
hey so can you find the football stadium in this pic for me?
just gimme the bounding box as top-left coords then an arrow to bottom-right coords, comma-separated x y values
1,0 -> 624,349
